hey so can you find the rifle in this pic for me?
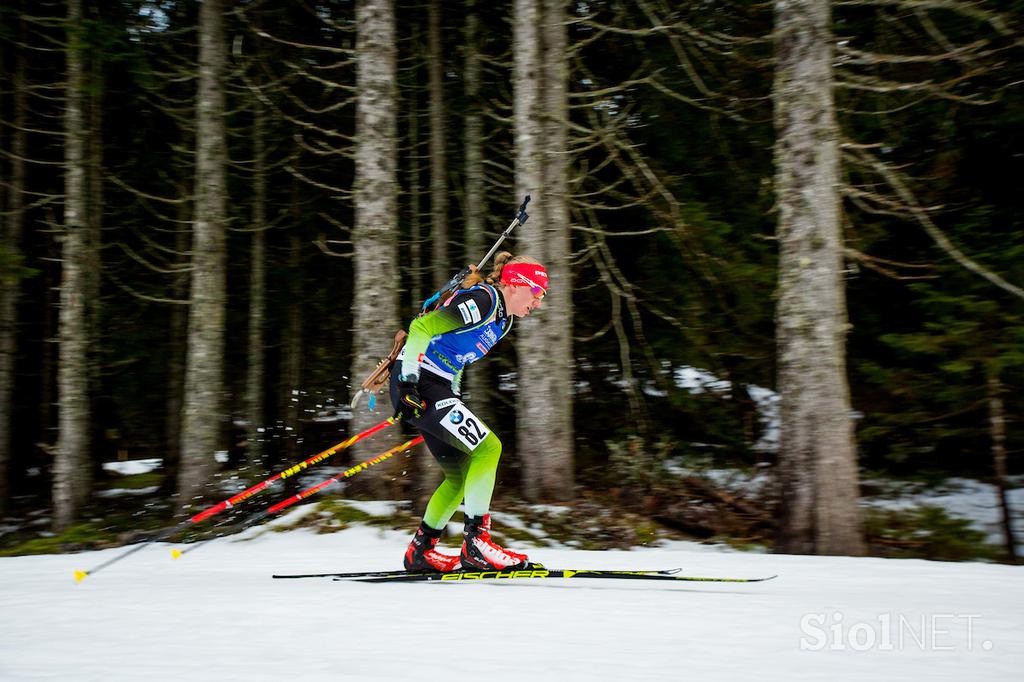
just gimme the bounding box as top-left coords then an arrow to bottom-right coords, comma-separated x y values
350,195 -> 532,410
419,195 -> 530,312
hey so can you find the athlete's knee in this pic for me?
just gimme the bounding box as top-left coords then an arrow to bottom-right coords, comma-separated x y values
475,431 -> 501,459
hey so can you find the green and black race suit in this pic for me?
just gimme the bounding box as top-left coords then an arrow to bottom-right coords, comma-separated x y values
390,283 -> 513,529
398,283 -> 512,390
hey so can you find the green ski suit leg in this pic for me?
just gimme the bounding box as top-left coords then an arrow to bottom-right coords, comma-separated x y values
422,430 -> 501,530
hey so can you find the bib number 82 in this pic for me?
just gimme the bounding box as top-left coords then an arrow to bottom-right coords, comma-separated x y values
441,405 -> 491,451
458,418 -> 487,446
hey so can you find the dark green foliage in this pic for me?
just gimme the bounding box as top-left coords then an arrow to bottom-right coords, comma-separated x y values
0,246 -> 38,286
834,2 -> 1024,476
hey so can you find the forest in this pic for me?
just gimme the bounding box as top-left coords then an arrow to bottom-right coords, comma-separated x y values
0,0 -> 1021,563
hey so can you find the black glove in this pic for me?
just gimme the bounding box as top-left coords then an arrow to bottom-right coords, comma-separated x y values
394,376 -> 426,421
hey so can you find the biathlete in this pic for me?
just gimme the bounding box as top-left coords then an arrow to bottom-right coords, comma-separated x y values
390,252 -> 548,572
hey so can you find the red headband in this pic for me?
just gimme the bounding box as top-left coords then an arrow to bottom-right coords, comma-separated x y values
501,263 -> 549,293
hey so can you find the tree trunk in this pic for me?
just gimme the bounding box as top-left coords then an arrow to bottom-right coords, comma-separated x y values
349,0 -> 400,487
246,99 -> 267,466
0,40 -> 5,517
407,24 -> 423,314
462,0 -> 493,426
0,21 -> 28,516
87,54 -> 104,321
161,195 -> 191,495
86,34 -> 104,481
179,0 -> 228,508
539,0 -> 573,498
987,370 -> 1017,562
402,25 -> 437,505
514,0 -> 574,501
0,22 -> 28,514
39,258 -> 57,476
427,0 -> 449,290
281,234 -> 303,464
54,0 -> 92,529
773,0 -> 863,555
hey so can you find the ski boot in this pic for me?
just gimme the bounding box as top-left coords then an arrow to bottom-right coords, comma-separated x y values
404,522 -> 461,573
460,514 -> 530,570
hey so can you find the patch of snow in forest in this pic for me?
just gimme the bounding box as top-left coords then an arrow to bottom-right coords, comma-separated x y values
746,384 -> 780,452
95,486 -> 160,499
101,459 -> 161,476
861,478 -> 1024,546
663,459 -> 1021,548
311,407 -> 351,422
674,365 -> 780,453
664,460 -> 773,498
529,504 -> 573,516
674,365 -> 732,395
488,511 -> 551,540
340,500 -> 406,517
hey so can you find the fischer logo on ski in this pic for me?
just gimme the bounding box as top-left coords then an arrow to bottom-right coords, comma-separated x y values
439,569 -> 550,581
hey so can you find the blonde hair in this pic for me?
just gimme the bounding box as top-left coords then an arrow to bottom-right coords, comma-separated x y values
458,252 -> 540,290
485,252 -> 541,286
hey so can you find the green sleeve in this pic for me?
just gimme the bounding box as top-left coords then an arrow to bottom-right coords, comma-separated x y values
399,306 -> 467,379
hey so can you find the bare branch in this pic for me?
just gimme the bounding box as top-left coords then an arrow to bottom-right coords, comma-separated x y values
842,143 -> 1024,300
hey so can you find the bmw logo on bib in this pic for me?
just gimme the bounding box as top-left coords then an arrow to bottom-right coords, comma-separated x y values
449,409 -> 464,425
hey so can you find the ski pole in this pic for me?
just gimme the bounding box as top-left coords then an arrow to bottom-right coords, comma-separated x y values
73,417 -> 398,582
74,520 -> 189,583
266,436 -> 424,514
171,436 -> 425,559
419,195 -> 530,313
187,415 -> 399,524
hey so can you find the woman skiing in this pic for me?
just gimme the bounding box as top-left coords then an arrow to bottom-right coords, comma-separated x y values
391,251 -> 547,572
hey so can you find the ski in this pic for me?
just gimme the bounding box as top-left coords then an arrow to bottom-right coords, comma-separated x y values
332,568 -> 777,584
272,564 -> 681,581
274,568 -> 433,580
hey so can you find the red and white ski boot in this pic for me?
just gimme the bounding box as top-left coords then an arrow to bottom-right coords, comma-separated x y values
404,523 -> 461,573
460,514 -> 529,570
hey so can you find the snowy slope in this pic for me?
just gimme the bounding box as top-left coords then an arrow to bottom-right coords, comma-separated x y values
1,518 -> 1021,682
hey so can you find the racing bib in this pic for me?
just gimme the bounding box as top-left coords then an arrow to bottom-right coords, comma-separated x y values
440,403 -> 491,451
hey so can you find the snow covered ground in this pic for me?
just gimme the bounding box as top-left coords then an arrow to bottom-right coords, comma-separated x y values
1,512 -> 1021,682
